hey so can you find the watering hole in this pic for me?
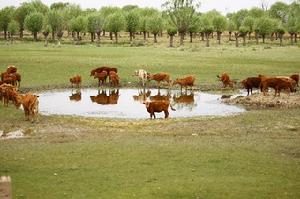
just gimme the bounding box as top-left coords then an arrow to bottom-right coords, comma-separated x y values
38,88 -> 246,119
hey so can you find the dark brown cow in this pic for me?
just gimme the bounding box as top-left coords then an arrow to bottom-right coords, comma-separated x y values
290,74 -> 299,87
20,93 -> 39,121
217,72 -> 235,88
241,77 -> 261,96
144,101 -> 176,119
173,75 -> 195,91
70,75 -> 81,88
90,66 -> 118,83
261,77 -> 296,96
148,72 -> 171,88
94,71 -> 108,86
109,71 -> 119,87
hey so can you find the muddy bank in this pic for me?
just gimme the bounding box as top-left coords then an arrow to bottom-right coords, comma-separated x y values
224,92 -> 300,108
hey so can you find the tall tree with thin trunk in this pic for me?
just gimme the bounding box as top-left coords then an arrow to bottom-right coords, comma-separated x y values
139,16 -> 149,42
254,17 -> 275,43
188,15 -> 200,43
42,24 -> 51,47
239,26 -> 249,46
125,9 -> 140,43
242,17 -> 255,40
15,3 -> 35,39
24,12 -> 43,41
8,20 -> 19,44
163,0 -> 200,46
275,24 -> 285,46
227,20 -> 235,41
212,14 -> 227,45
167,22 -> 177,47
70,16 -> 88,44
106,11 -> 125,44
0,6 -> 15,40
148,14 -> 164,43
200,14 -> 213,47
46,10 -> 64,40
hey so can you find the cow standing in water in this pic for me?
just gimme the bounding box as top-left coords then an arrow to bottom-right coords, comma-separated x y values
144,101 -> 176,119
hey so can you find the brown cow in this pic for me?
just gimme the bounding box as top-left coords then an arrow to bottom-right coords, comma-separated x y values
173,75 -> 195,91
241,77 -> 261,96
70,75 -> 82,88
261,77 -> 296,96
290,74 -> 299,87
94,71 -> 108,86
90,67 -> 118,84
144,100 -> 176,119
148,72 -> 171,88
0,84 -> 21,108
217,72 -> 235,88
109,71 -> 119,87
6,65 -> 17,74
20,93 -> 39,122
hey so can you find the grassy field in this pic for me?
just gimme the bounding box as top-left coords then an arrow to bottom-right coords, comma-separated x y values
0,42 -> 300,199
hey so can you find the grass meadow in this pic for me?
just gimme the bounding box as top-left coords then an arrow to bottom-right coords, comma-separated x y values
0,40 -> 300,199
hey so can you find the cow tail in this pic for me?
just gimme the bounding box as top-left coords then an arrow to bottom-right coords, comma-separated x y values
170,104 -> 176,111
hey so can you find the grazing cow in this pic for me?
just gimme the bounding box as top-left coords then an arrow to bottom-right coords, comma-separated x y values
109,71 -> 119,87
69,90 -> 81,102
144,101 -> 176,119
94,71 -> 108,86
0,84 -> 21,108
173,75 -> 195,91
70,75 -> 81,88
261,77 -> 296,96
147,72 -> 171,88
241,77 -> 261,96
133,69 -> 148,86
20,93 -> 39,122
217,72 -> 235,88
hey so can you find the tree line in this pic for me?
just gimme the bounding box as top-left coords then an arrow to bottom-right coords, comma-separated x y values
0,0 -> 299,47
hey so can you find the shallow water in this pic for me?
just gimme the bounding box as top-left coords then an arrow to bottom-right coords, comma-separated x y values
38,88 -> 245,119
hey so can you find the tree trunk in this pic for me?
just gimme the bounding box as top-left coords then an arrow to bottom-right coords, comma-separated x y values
154,33 -> 157,43
200,32 -> 204,41
114,32 -> 118,43
217,32 -> 221,45
179,32 -> 184,46
103,30 -> 105,36
205,33 -> 210,47
190,32 -> 193,43
44,36 -> 48,47
20,28 -> 24,39
248,32 -> 251,40
34,32 -> 38,41
243,36 -> 246,46
4,30 -> 7,40
235,32 -> 239,47
279,34 -> 283,46
290,33 -> 294,45
143,31 -> 146,41
10,35 -> 13,44
52,32 -> 55,40
147,32 -> 150,38
294,33 -> 297,43
97,32 -> 101,47
129,32 -> 133,42
229,32 -> 232,41
91,33 -> 94,42
77,32 -> 80,41
110,32 -> 113,40
169,35 -> 174,47
262,35 -> 265,43
255,32 -> 259,44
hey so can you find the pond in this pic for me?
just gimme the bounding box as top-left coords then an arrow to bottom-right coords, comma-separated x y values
38,88 -> 245,119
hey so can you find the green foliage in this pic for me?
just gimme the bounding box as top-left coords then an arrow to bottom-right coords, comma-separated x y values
200,14 -> 214,34
125,9 -> 140,33
275,23 -> 285,35
227,20 -> 237,32
248,7 -> 265,18
24,12 -> 43,35
242,16 -> 255,33
232,9 -> 248,29
29,0 -> 49,14
14,3 -> 35,32
139,16 -> 149,32
122,5 -> 139,12
148,14 -> 164,34
87,13 -> 103,34
46,10 -> 64,33
286,16 -> 298,34
239,25 -> 249,37
167,22 -> 177,36
254,17 -> 275,38
0,6 -> 15,32
268,2 -> 289,23
212,15 -> 227,33
42,24 -> 52,36
50,2 -> 69,10
106,11 -> 125,33
70,16 -> 88,33
188,15 -> 200,33
8,20 -> 19,36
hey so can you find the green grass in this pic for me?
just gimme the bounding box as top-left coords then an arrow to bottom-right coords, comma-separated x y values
0,42 -> 300,199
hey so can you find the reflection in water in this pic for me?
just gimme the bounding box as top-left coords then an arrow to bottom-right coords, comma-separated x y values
69,89 -> 81,102
172,91 -> 196,110
149,89 -> 171,102
90,89 -> 119,105
132,88 -> 151,103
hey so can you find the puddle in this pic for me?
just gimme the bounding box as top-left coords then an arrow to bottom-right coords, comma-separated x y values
38,88 -> 246,119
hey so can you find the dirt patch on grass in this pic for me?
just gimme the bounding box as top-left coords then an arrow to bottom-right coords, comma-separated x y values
224,92 -> 300,108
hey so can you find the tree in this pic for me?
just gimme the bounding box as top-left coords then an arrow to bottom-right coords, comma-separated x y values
200,14 -> 213,47
163,0 -> 200,46
8,20 -> 19,43
46,10 -> 64,40
286,16 -> 298,44
232,9 -> 248,29
139,16 -> 149,42
242,17 -> 255,40
50,2 -> 69,10
148,14 -> 164,43
70,16 -> 88,43
106,11 -> 125,43
62,4 -> 82,37
30,0 -> 49,14
100,6 -> 121,37
254,17 -> 274,43
275,23 -> 285,46
167,22 -> 177,47
0,6 -> 15,40
42,24 -> 51,47
25,12 -> 43,41
248,7 -> 265,18
212,14 -> 227,44
227,20 -> 236,41
125,9 -> 140,42
188,15 -> 200,43
268,2 -> 289,23
87,13 -> 98,42
15,3 -> 35,39
239,26 -> 249,46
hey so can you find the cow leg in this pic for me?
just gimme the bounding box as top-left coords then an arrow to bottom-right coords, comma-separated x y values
164,110 -> 169,118
247,88 -> 250,96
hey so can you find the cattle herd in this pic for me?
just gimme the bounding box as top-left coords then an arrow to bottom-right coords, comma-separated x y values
1,65 -> 299,120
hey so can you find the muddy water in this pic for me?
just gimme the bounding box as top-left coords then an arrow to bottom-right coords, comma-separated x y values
38,88 -> 245,119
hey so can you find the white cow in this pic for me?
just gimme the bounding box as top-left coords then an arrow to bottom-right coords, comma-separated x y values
133,69 -> 148,87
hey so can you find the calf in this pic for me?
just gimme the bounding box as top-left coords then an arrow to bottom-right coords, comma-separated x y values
173,75 -> 195,91
241,77 -> 261,96
148,72 -> 171,88
217,72 -> 235,88
70,75 -> 82,88
133,69 -> 148,86
109,71 -> 119,87
144,101 -> 175,119
94,71 -> 108,86
20,93 -> 39,122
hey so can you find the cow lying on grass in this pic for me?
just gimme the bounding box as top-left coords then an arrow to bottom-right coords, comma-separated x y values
144,100 -> 176,119
173,75 -> 195,91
